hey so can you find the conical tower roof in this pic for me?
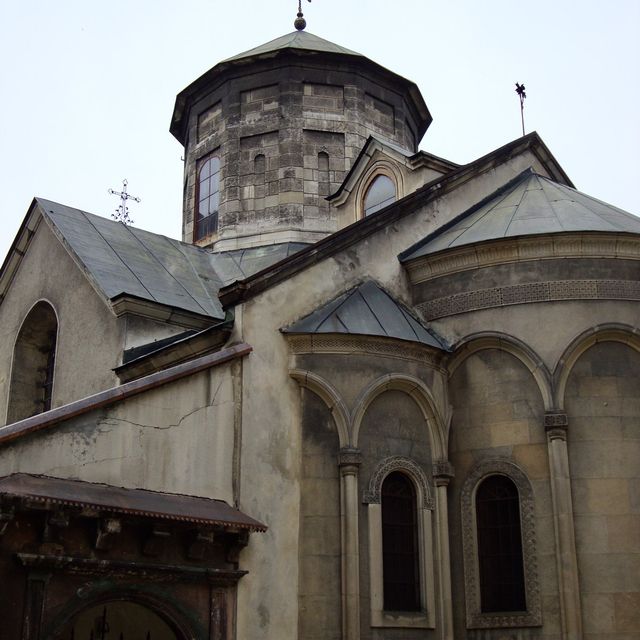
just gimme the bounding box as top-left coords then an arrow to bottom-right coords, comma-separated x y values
402,169 -> 640,260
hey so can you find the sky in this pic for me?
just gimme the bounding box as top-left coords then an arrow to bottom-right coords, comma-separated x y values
1,0 -> 639,260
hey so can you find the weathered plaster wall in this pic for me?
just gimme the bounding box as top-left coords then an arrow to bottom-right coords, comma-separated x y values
0,364 -> 237,502
298,389 -> 341,640
0,220 -> 122,425
565,342 -> 640,639
448,349 -> 560,640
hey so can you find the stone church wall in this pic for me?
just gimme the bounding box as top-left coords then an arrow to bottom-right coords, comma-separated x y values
565,342 -> 640,638
298,389 -> 342,640
448,349 -> 560,640
0,220 -> 122,423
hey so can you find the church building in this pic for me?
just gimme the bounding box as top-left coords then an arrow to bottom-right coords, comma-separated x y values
0,18 -> 638,640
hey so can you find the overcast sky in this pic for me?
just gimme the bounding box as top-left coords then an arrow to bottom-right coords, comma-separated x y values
1,0 -> 639,260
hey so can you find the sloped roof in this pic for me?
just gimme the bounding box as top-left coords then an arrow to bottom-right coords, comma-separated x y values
282,280 -> 448,350
223,30 -> 362,62
401,169 -> 640,260
0,473 -> 266,531
19,199 -> 309,322
39,198 -> 226,319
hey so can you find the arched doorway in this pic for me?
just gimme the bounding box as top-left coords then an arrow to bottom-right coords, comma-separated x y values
54,601 -> 182,640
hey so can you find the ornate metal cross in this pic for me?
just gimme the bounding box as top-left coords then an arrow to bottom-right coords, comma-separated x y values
108,179 -> 140,225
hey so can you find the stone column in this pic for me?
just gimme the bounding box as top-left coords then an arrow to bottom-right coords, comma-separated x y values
433,461 -> 455,640
545,412 -> 583,640
338,447 -> 362,640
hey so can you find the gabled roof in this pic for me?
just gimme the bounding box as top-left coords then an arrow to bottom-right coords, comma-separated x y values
282,280 -> 448,351
223,30 -> 362,62
0,198 -> 310,325
400,169 -> 640,261
38,198 -> 226,320
328,134 -> 459,205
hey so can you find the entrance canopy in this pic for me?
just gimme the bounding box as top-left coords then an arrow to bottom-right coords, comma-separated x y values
0,473 -> 266,532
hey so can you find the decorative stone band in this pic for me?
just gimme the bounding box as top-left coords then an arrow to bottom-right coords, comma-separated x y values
363,455 -> 435,509
286,334 -> 445,369
545,412 -> 568,429
405,233 -> 640,284
418,279 -> 640,320
338,448 -> 362,468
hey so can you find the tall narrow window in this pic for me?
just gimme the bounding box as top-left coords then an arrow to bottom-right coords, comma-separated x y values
382,472 -> 420,611
7,301 -> 58,423
195,154 -> 220,240
318,151 -> 330,197
363,174 -> 396,216
476,475 -> 526,612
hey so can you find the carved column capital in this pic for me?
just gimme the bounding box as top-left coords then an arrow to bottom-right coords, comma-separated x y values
338,448 -> 362,475
433,460 -> 455,486
545,412 -> 568,440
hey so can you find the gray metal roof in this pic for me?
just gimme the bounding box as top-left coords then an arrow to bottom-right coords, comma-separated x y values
37,198 -> 310,321
39,198 -> 227,320
401,169 -> 640,260
213,242 -> 311,285
282,280 -> 448,350
223,30 -> 362,62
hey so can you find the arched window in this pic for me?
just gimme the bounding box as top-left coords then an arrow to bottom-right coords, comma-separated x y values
475,475 -> 526,613
7,301 -> 57,423
195,154 -> 220,240
254,153 -> 265,178
364,456 -> 435,628
382,471 -> 420,611
461,460 -> 542,629
363,174 -> 396,216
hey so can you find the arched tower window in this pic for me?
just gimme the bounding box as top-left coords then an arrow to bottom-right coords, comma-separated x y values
8,301 -> 58,423
363,174 -> 396,216
254,153 -> 265,179
382,471 -> 420,611
475,475 -> 526,613
195,154 -> 220,240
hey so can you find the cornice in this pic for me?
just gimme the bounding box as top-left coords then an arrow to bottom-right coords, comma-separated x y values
405,232 -> 640,284
286,333 -> 446,370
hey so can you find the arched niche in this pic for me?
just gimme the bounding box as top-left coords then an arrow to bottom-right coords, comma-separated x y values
563,338 -> 640,636
7,300 -> 58,423
52,600 -> 184,640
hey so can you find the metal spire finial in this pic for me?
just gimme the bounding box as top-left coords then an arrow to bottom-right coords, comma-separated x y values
515,82 -> 527,136
294,0 -> 311,31
108,179 -> 140,225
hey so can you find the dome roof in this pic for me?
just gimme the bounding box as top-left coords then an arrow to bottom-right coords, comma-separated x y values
223,30 -> 363,62
402,168 -> 640,260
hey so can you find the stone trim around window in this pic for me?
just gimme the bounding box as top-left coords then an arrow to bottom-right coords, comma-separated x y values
365,456 -> 436,629
461,459 -> 543,629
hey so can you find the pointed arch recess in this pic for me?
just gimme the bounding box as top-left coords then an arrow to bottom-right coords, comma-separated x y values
448,332 -> 553,412
289,368 -> 350,448
553,323 -> 640,410
351,373 -> 447,461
